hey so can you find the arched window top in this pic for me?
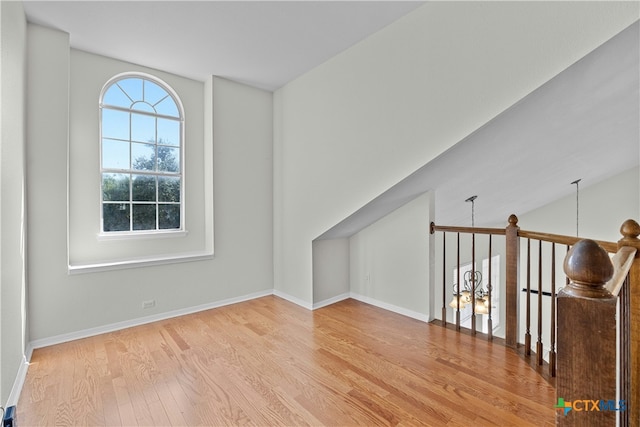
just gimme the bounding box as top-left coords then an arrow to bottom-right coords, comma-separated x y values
101,73 -> 182,119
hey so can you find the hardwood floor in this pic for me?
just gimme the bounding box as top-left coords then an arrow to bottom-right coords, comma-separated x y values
18,296 -> 556,426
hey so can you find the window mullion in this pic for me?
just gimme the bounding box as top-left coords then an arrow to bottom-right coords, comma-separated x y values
102,104 -> 180,121
103,169 -> 178,177
129,174 -> 133,232
129,110 -> 133,232
155,176 -> 159,231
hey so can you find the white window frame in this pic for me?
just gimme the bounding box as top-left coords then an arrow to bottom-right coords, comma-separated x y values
98,72 -> 186,239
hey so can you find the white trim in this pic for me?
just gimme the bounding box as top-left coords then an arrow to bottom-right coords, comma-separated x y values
312,292 -> 350,310
68,250 -> 213,274
25,343 -> 34,363
349,292 -> 430,322
274,290 -> 429,320
29,289 -> 273,350
97,229 -> 188,241
6,355 -> 29,407
272,289 -> 313,310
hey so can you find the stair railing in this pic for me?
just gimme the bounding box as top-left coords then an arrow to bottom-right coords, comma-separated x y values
431,216 -> 640,425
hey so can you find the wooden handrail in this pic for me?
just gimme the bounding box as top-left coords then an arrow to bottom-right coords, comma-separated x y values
431,221 -> 618,252
430,223 -> 505,236
606,246 -> 637,296
518,230 -> 617,253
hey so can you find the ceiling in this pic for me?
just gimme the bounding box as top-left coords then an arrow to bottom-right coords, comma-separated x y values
23,1 -> 425,91
22,2 -> 640,238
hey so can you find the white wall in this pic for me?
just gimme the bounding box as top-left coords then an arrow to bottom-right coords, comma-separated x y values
350,193 -> 431,318
27,24 -> 274,342
273,2 -> 639,306
0,2 -> 27,405
312,238 -> 349,306
1,1 -> 27,405
518,166 -> 640,241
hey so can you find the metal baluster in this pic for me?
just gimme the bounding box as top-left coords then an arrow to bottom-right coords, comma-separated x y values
487,234 -> 493,340
455,233 -> 461,330
536,240 -> 543,366
525,238 -> 531,356
471,231 -> 476,335
549,243 -> 556,377
441,232 -> 447,326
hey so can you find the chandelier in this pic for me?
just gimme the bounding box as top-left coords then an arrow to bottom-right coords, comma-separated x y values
448,195 -> 490,315
449,270 -> 490,314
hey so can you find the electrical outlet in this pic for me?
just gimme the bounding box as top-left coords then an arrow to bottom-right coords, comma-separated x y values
142,299 -> 156,309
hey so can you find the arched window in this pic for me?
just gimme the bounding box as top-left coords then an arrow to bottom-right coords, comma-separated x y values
99,73 -> 184,233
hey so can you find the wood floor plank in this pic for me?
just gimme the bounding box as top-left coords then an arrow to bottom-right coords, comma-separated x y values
153,379 -> 188,426
18,296 -> 556,426
99,374 -> 123,426
112,376 -> 138,426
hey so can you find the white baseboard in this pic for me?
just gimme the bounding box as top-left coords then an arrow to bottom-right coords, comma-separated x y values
272,289 -> 313,309
6,355 -> 29,407
349,292 -> 430,322
25,343 -> 34,363
29,289 -> 273,350
273,289 -> 429,322
312,292 -> 350,310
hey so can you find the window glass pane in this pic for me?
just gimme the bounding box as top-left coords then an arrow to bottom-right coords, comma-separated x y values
158,177 -> 180,202
103,203 -> 130,231
159,204 -> 180,229
102,173 -> 130,201
132,175 -> 156,202
133,204 -> 156,230
117,78 -> 143,102
131,113 -> 155,143
144,80 -> 168,106
102,138 -> 130,170
157,146 -> 180,172
131,101 -> 155,114
103,85 -> 131,108
155,95 -> 179,118
132,143 -> 156,171
157,118 -> 180,146
102,109 -> 129,140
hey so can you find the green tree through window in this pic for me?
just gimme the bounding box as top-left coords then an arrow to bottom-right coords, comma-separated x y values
100,74 -> 183,233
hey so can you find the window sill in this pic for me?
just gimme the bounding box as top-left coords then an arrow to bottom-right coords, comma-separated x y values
68,250 -> 214,275
97,229 -> 188,241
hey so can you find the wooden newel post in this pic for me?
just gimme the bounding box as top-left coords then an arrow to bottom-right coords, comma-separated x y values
505,214 -> 520,348
617,219 -> 640,427
557,239 -> 616,427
